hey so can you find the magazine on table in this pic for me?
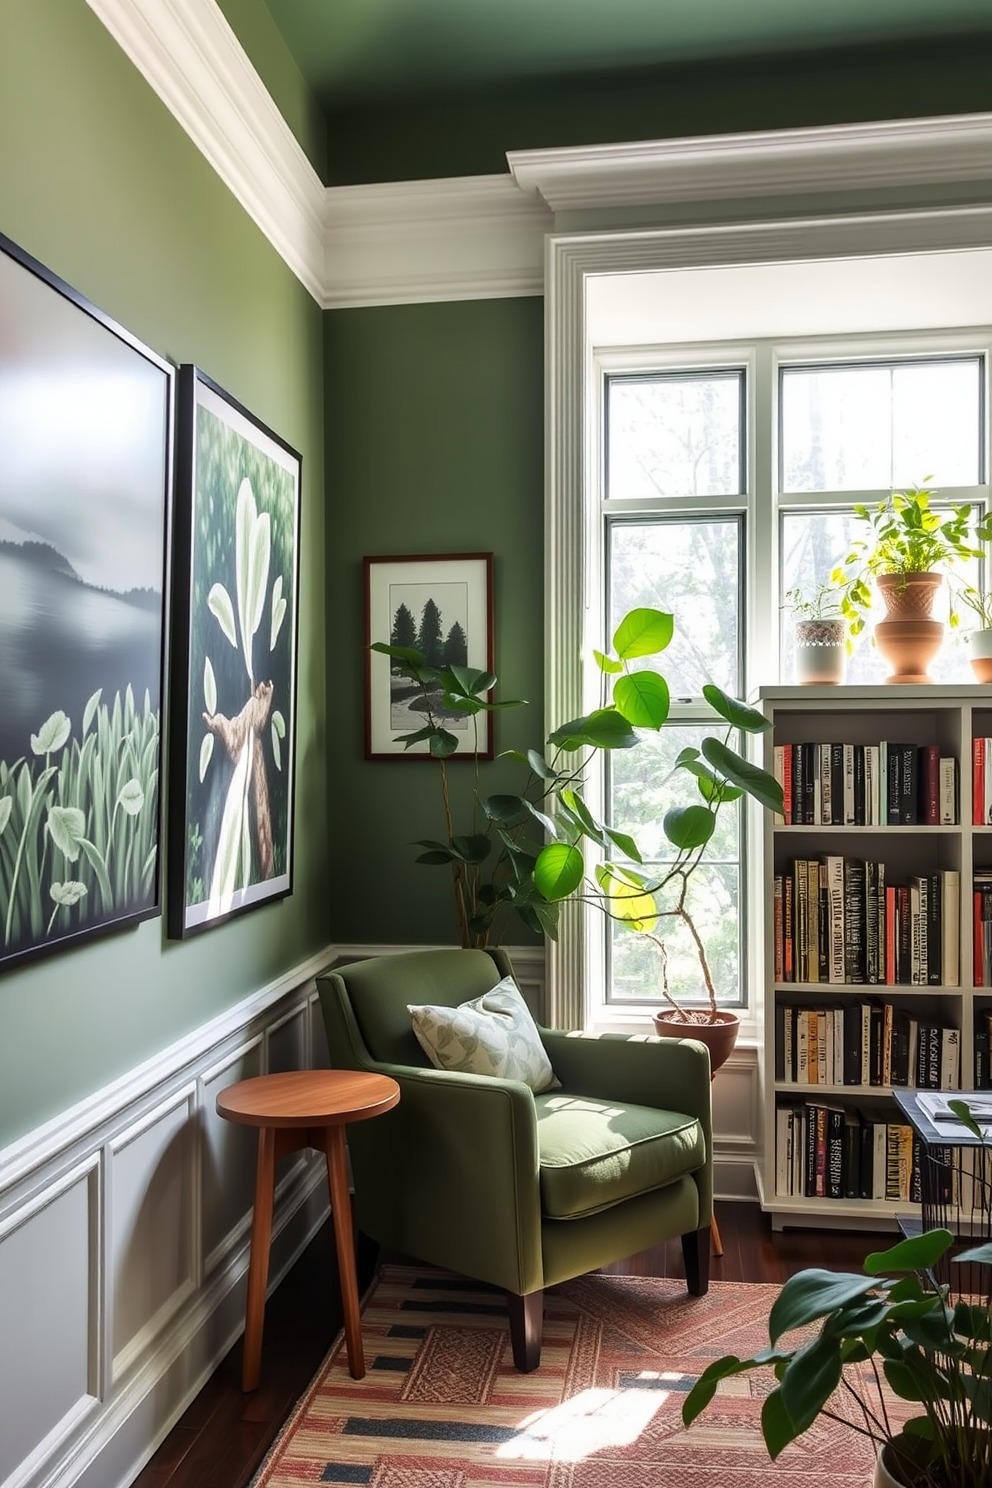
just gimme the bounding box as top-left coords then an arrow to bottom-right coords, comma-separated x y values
916,1091 -> 992,1126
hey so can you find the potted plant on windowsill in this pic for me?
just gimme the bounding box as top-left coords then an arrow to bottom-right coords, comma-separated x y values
682,1103 -> 992,1488
957,583 -> 992,683
830,481 -> 991,683
372,606 -> 782,1047
784,583 -> 847,685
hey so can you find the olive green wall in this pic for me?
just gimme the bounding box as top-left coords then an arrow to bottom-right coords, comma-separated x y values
323,33 -> 992,184
0,0 -> 327,1146
324,299 -> 544,945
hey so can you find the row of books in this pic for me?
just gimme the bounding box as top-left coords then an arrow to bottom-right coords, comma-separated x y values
775,1003 -> 960,1089
774,1102 -> 950,1202
974,876 -> 992,985
974,1011 -> 992,1087
972,739 -> 992,825
775,858 -> 960,986
773,741 -> 956,827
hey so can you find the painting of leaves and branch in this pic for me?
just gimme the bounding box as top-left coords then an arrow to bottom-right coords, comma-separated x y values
168,367 -> 301,938
0,231 -> 173,972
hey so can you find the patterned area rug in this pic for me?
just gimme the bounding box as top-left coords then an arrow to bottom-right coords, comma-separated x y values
251,1264 -> 881,1487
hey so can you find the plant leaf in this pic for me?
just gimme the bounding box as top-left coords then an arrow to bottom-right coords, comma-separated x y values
534,842 -> 585,900
199,733 -> 214,783
270,574 -> 286,650
0,796 -> 11,836
203,654 -> 217,715
208,583 -> 238,648
593,648 -> 624,674
664,804 -> 715,850
82,689 -> 103,736
702,683 -> 772,734
47,804 -> 86,861
31,710 -> 71,755
612,607 -> 674,660
701,738 -> 784,814
117,779 -> 145,816
208,732 -> 252,914
613,671 -> 670,729
549,708 -> 638,751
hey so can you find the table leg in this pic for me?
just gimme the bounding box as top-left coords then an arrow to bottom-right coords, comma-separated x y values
710,1214 -> 724,1257
242,1126 -> 277,1392
324,1126 -> 365,1379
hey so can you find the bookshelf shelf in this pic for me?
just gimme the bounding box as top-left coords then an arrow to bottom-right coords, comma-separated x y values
752,684 -> 992,1231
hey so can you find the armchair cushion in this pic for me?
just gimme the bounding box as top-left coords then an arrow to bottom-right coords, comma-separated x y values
409,976 -> 559,1094
534,1092 -> 705,1220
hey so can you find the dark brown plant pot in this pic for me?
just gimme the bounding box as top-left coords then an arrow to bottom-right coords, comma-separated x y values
874,617 -> 944,684
651,1008 -> 740,1073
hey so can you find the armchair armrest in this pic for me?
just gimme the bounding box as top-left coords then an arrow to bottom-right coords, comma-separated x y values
344,1063 -> 546,1296
541,1030 -> 713,1139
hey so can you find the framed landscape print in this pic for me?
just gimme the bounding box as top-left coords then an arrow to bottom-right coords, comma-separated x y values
0,230 -> 173,972
364,552 -> 494,759
168,366 -> 301,938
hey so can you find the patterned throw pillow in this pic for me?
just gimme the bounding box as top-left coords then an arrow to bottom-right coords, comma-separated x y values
408,976 -> 559,1093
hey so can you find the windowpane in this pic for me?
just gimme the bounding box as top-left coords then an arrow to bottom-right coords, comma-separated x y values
610,863 -> 740,1007
611,724 -> 739,863
780,358 -> 983,492
609,519 -> 741,697
607,372 -> 744,499
780,508 -> 981,684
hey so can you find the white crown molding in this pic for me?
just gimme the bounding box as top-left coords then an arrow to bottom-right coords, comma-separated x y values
84,0 -> 327,301
84,2 -> 992,306
508,112 -> 992,213
321,175 -> 550,307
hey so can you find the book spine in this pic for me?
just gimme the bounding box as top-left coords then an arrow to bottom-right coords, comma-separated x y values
783,873 -> 794,981
782,744 -> 793,826
843,859 -> 866,984
927,870 -> 941,986
774,875 -> 784,981
886,743 -> 901,825
830,742 -> 845,826
826,855 -> 845,984
865,860 -> 879,983
899,744 -> 918,825
773,745 -> 786,826
843,743 -> 855,825
974,737 -> 985,826
920,744 -> 941,826
939,755 -> 957,825
884,884 -> 897,986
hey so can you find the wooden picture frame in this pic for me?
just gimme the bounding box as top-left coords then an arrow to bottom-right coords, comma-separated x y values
168,365 -> 301,938
0,230 -> 173,972
364,553 -> 494,759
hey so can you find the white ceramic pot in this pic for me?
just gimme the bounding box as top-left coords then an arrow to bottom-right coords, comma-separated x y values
874,1443 -> 903,1487
966,628 -> 992,683
794,620 -> 846,685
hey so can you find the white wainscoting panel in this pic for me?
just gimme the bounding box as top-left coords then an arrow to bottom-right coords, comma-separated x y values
0,1158 -> 99,1488
0,948 -> 336,1488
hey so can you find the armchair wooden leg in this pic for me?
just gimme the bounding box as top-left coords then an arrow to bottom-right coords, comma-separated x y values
681,1225 -> 711,1297
507,1290 -> 543,1372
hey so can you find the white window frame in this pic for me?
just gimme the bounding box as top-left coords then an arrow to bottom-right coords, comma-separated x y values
545,214 -> 992,1038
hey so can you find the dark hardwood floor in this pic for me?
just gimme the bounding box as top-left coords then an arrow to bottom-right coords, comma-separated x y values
128,1202 -> 887,1488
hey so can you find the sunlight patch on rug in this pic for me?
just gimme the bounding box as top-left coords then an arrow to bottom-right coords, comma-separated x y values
250,1264 -> 882,1488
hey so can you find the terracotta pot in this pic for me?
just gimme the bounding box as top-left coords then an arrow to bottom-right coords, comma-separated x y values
651,1008 -> 740,1073
967,628 -> 992,683
873,617 -> 944,683
876,570 -> 944,619
794,619 -> 846,685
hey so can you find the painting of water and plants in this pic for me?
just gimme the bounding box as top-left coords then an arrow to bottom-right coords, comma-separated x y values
0,232 -> 172,971
168,367 -> 300,938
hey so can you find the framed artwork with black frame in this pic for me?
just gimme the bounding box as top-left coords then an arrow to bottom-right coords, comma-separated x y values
0,229 -> 173,972
168,365 -> 301,939
364,552 -> 494,759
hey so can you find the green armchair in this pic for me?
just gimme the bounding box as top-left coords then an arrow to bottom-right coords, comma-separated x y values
316,947 -> 713,1371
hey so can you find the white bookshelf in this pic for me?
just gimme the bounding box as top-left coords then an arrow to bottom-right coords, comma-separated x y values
752,684 -> 992,1231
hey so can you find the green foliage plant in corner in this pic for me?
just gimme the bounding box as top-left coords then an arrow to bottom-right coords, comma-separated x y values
372,605 -> 783,1023
682,1105 -> 992,1488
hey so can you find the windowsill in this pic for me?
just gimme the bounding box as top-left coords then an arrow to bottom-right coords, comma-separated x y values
584,1005 -> 761,1048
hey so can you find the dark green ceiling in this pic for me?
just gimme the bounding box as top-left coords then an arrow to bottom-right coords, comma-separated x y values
255,0 -> 992,108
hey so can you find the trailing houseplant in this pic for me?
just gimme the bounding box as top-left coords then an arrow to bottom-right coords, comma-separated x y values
372,605 -> 782,1024
682,1104 -> 992,1488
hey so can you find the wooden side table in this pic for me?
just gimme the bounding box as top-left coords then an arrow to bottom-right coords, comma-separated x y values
216,1068 -> 400,1389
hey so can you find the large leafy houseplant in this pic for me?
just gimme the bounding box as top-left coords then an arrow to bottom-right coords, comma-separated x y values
372,605 -> 783,1022
682,1106 -> 992,1488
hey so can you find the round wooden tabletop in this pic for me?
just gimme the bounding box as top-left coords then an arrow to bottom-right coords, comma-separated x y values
216,1069 -> 400,1128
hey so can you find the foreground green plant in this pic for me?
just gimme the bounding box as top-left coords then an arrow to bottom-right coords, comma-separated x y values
373,606 -> 782,1017
683,1102 -> 992,1488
